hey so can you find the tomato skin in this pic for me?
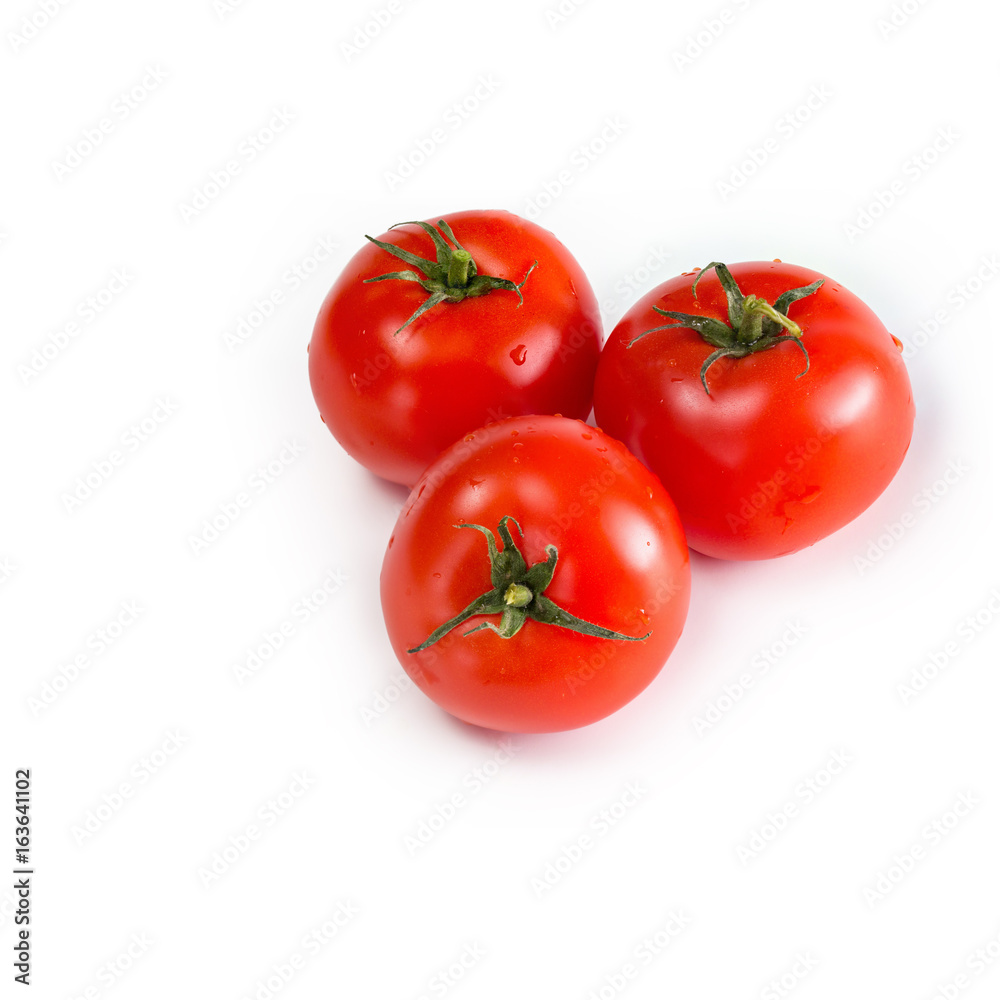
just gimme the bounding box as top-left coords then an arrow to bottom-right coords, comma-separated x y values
380,415 -> 690,733
593,261 -> 915,560
308,210 -> 601,487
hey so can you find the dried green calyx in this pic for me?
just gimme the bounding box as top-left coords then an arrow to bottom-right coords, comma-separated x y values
364,219 -> 536,335
407,516 -> 650,653
628,261 -> 825,394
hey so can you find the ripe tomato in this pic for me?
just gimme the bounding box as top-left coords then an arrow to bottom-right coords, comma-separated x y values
593,261 -> 915,560
308,210 -> 601,487
380,415 -> 690,733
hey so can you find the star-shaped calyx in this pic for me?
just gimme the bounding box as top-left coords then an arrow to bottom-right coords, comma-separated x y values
628,261 -> 824,394
408,516 -> 650,654
364,219 -> 536,335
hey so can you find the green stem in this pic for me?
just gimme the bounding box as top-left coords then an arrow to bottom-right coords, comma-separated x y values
447,249 -> 472,288
740,296 -> 803,340
737,297 -> 765,345
505,583 -> 533,608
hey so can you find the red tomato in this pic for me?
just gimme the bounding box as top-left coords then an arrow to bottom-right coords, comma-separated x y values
308,210 -> 601,487
380,415 -> 690,733
594,261 -> 915,560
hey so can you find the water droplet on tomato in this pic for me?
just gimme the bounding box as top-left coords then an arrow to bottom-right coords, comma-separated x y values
349,373 -> 358,389
891,334 -> 904,353
581,432 -> 592,440
469,478 -> 484,488
388,535 -> 394,548
319,413 -> 325,423
464,433 -> 475,442
800,488 -> 822,504
638,609 -> 650,625
432,572 -> 441,579
668,358 -> 678,367
773,258 -> 782,263
513,441 -> 523,449
510,344 -> 528,365
670,377 -> 683,383
646,486 -> 653,499
510,429 -> 519,437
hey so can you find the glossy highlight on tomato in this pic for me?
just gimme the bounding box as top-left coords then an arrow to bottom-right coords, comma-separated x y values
594,261 -> 915,560
308,210 -> 601,487
380,415 -> 691,733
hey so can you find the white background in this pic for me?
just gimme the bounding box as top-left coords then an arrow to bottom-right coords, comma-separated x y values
3,0 -> 1000,996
